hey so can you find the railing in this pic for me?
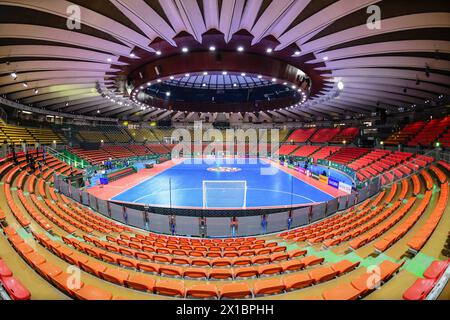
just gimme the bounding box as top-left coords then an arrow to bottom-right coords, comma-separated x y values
46,146 -> 88,169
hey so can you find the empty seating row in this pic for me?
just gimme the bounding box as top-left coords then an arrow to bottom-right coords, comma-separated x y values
310,128 -> 341,143
385,121 -> 425,145
403,259 -> 450,300
286,128 -> 317,143
0,257 -> 31,300
327,147 -> 370,164
407,116 -> 450,147
278,145 -> 299,155
293,145 -> 321,157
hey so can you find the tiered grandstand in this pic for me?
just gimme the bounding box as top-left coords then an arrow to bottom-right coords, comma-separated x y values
0,148 -> 448,302
327,147 -> 371,164
0,1 -> 449,307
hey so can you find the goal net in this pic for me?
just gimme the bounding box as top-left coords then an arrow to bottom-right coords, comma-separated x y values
202,180 -> 247,208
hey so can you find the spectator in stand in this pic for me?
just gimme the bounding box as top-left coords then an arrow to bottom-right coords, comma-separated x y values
37,161 -> 42,176
29,157 -> 35,172
10,143 -> 18,165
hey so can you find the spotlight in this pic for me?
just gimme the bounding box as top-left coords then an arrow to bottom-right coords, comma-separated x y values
233,83 -> 237,87
266,48 -> 273,54
323,56 -> 329,61
209,46 -> 216,51
97,110 -> 100,113
156,50 -> 162,55
237,46 -> 244,52
222,71 -> 227,75
258,75 -> 263,79
34,89 -> 39,94
107,58 -> 112,62
157,79 -> 161,83
10,72 -> 17,80
185,73 -> 190,77
241,73 -> 246,77
294,51 -> 301,56
272,78 -> 277,82
202,83 -> 206,87
170,76 -> 174,80
203,72 -> 208,76
182,47 -> 188,53
23,83 -> 28,88
166,91 -> 171,97
129,53 -> 135,58
337,81 -> 344,90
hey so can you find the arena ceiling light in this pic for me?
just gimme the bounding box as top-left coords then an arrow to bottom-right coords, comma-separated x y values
182,47 -> 189,53
337,81 -> 345,91
10,72 -> 17,80
240,73 -> 246,76
266,48 -> 273,54
203,71 -> 208,75
237,46 -> 244,52
209,45 -> 216,51
107,58 -> 112,62
156,50 -> 162,55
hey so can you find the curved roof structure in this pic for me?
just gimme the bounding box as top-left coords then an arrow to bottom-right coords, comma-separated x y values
0,0 -> 449,122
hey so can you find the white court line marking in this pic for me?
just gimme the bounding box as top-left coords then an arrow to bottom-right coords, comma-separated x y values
131,187 -> 316,204
260,158 -> 338,198
107,160 -> 186,199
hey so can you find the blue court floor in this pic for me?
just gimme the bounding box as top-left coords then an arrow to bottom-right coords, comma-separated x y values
111,158 -> 334,208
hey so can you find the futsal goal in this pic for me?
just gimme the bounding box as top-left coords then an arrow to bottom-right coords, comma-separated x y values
202,180 -> 247,208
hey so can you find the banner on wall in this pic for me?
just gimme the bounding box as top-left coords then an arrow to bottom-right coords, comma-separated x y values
328,177 -> 339,189
338,182 -> 352,194
319,175 -> 329,184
